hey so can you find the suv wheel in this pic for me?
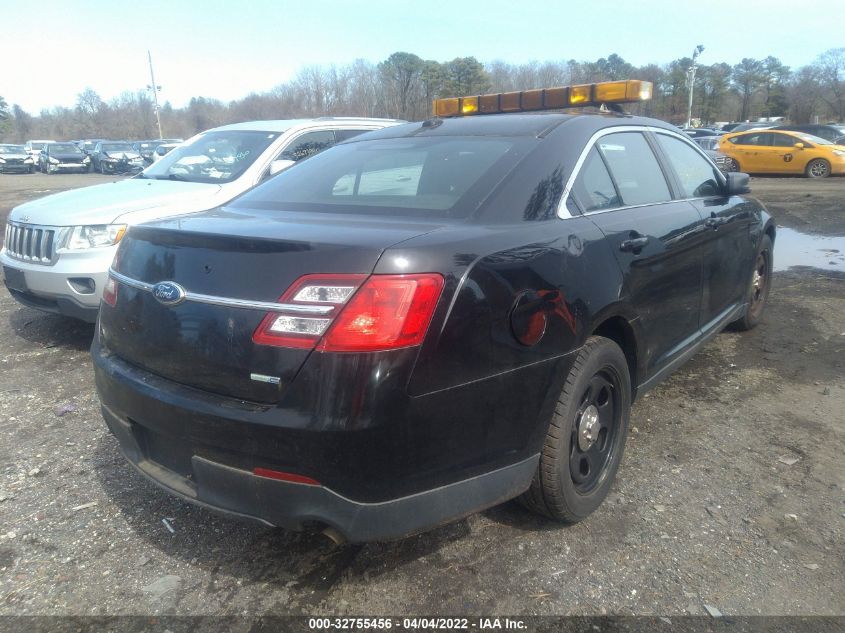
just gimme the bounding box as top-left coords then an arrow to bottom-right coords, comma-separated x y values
731,234 -> 773,331
520,335 -> 631,522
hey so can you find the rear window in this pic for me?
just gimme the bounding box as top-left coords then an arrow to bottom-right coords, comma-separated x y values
232,137 -> 523,218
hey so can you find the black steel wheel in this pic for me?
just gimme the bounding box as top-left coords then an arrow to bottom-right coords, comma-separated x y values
731,234 -> 773,331
520,335 -> 631,522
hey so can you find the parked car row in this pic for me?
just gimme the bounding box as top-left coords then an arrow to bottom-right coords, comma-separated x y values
3,138 -> 186,175
1,81 -> 779,542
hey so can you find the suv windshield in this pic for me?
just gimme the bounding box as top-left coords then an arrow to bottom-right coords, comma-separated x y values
50,143 -> 82,153
141,130 -> 279,184
0,145 -> 26,154
232,136 -> 522,218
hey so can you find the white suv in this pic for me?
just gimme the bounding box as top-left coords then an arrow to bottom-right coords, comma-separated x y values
2,118 -> 402,321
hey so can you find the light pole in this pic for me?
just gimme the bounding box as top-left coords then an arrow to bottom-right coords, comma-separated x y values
146,50 -> 164,139
686,45 -> 704,128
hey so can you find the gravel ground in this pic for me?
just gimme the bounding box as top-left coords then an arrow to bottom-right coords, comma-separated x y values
0,173 -> 843,617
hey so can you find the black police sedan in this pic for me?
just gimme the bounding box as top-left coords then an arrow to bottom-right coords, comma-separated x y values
93,81 -> 775,542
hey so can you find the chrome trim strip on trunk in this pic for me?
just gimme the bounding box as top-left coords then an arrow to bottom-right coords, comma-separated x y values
108,269 -> 335,315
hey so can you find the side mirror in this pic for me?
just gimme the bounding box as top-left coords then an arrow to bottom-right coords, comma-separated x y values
725,172 -> 750,195
793,142 -> 804,150
269,159 -> 295,176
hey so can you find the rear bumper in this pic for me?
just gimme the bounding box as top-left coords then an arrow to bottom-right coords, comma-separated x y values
92,340 -> 542,541
101,402 -> 536,542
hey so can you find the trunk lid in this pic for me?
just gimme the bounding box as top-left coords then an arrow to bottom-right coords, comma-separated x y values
99,207 -> 440,403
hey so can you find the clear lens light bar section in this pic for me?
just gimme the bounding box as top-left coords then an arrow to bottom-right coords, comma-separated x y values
267,315 -> 331,336
292,285 -> 358,304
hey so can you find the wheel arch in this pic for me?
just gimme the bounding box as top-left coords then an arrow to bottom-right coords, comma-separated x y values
590,313 -> 641,401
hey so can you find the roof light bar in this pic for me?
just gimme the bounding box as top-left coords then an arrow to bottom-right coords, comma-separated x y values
432,80 -> 653,118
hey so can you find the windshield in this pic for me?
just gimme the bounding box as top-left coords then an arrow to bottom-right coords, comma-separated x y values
50,143 -> 82,153
80,141 -> 100,150
102,143 -> 134,152
0,145 -> 26,154
29,142 -> 46,150
231,137 -> 522,218
141,130 -> 279,184
797,133 -> 831,145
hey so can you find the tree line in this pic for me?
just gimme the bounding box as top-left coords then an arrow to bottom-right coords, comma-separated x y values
1,48 -> 843,142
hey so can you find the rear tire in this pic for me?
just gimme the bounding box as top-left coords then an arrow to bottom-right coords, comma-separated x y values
805,158 -> 830,178
519,336 -> 631,522
731,234 -> 773,331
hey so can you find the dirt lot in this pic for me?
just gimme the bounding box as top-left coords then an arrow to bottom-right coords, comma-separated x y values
0,173 -> 843,617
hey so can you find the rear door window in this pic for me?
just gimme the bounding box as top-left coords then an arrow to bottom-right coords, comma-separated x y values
280,130 -> 336,162
571,147 -> 620,212
596,132 -> 672,206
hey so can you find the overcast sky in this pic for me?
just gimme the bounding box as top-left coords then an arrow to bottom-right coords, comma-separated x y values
5,0 -> 841,113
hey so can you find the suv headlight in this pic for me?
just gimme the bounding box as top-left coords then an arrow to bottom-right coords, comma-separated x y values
23,157 -> 33,164
63,224 -> 127,250
49,157 -> 60,164
82,156 -> 91,163
0,158 -> 5,164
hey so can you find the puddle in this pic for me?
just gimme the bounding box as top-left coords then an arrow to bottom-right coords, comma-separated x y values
774,227 -> 845,272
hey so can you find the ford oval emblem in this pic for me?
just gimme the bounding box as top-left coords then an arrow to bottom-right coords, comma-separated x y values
152,281 -> 187,306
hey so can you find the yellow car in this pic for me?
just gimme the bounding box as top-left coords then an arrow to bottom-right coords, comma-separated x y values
719,128 -> 845,178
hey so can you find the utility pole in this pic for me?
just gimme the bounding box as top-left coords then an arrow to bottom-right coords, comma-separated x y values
146,50 -> 164,139
686,45 -> 704,128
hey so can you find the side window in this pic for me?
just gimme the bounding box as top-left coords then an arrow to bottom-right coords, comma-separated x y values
736,132 -> 771,146
596,132 -> 672,206
334,129 -> 368,142
571,147 -> 620,212
655,134 -> 722,198
279,131 -> 336,162
771,133 -> 797,147
730,134 -> 754,145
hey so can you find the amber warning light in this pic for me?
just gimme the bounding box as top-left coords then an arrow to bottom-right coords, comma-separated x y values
433,79 -> 653,118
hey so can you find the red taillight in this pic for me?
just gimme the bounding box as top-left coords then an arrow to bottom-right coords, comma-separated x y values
318,274 -> 444,352
253,467 -> 320,486
103,276 -> 118,307
252,274 -> 367,349
252,273 -> 444,352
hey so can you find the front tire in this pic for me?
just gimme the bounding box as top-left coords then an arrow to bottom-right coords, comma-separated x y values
520,336 -> 631,522
727,158 -> 740,172
805,158 -> 830,179
731,234 -> 773,331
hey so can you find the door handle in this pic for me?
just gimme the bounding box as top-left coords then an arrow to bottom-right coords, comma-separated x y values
705,216 -> 728,229
619,236 -> 649,253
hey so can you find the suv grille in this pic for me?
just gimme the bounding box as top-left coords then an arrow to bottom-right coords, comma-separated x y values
4,222 -> 59,265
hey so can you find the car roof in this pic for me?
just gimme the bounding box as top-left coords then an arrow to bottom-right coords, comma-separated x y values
208,117 -> 405,134
349,112 -> 682,141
